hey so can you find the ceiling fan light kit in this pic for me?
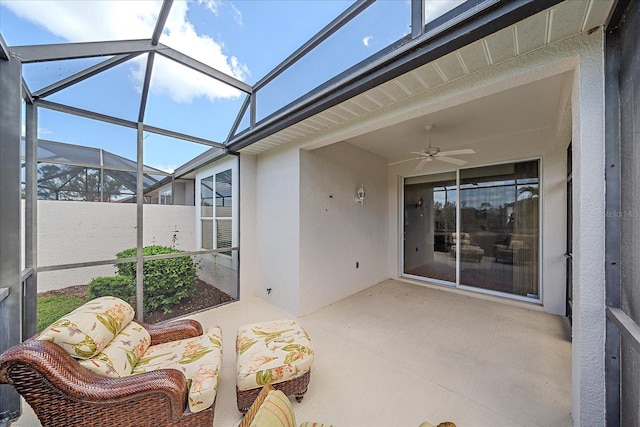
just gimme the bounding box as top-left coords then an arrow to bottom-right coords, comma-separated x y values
388,124 -> 476,170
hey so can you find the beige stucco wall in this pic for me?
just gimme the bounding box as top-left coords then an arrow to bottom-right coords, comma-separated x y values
242,141 -> 389,317
251,144 -> 301,314
299,142 -> 389,315
239,153 -> 259,301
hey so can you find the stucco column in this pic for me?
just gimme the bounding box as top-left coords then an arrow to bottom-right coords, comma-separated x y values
571,31 -> 606,426
239,154 -> 258,301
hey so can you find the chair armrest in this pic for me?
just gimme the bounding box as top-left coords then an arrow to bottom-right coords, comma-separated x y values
0,339 -> 189,425
135,319 -> 203,345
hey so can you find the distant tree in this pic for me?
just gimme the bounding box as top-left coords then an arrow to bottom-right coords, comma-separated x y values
36,163 -> 129,201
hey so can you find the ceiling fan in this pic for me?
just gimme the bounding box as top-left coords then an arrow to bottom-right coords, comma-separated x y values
388,125 -> 476,170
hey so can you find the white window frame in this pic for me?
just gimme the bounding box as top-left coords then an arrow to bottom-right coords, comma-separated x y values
159,187 -> 172,205
195,157 -> 239,257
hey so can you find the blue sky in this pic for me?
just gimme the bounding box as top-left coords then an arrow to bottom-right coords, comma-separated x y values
1,0 -> 462,172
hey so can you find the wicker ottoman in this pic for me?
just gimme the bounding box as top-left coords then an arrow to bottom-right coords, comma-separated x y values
236,319 -> 314,413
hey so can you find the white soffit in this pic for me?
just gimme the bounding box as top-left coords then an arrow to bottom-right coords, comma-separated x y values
240,0 -> 615,157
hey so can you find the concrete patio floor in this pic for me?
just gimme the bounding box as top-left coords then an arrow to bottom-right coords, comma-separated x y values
14,279 -> 572,426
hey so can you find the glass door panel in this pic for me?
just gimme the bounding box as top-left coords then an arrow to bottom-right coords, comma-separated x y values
403,172 -> 457,283
459,160 -> 540,297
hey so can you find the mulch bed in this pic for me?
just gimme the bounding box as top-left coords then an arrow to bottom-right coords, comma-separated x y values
38,280 -> 235,324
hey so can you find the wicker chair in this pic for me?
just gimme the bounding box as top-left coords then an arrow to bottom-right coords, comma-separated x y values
0,319 -> 215,427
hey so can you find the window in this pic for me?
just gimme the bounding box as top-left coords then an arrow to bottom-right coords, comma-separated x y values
199,168 -> 233,254
215,170 -> 232,254
196,160 -> 239,301
159,188 -> 172,205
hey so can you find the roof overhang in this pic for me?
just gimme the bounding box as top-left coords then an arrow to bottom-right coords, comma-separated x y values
226,0 -> 565,154
228,0 -> 623,164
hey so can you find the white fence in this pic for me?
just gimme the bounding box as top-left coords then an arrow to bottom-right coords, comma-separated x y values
22,200 -> 197,292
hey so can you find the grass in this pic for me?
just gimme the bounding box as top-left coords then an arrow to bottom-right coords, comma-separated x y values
37,295 -> 87,332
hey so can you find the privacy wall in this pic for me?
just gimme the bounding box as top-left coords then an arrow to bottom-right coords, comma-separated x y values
23,200 -> 196,292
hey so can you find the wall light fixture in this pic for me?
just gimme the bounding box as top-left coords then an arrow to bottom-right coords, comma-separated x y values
355,184 -> 366,205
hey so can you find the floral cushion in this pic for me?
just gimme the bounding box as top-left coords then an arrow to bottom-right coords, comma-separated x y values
78,322 -> 151,378
37,296 -> 135,359
236,319 -> 314,391
132,326 -> 223,413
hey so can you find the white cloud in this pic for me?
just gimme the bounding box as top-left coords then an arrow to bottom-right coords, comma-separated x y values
4,1 -> 160,43
151,163 -> 177,174
198,0 -> 222,15
229,3 -> 243,26
21,125 -> 52,137
363,36 -> 373,47
3,0 -> 248,104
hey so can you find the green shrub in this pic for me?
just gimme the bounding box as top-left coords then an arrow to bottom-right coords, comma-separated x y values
88,275 -> 135,304
115,245 -> 198,314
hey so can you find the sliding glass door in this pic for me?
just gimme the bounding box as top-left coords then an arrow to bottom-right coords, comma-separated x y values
459,161 -> 539,297
403,172 -> 457,284
402,160 -> 540,299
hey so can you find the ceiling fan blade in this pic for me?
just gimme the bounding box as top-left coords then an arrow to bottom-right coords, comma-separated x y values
437,156 -> 467,166
436,149 -> 476,157
415,158 -> 430,170
388,157 -> 422,166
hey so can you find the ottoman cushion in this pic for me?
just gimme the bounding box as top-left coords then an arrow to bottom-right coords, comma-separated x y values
236,319 -> 313,391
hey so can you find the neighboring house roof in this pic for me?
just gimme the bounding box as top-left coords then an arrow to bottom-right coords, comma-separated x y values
21,138 -> 170,199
